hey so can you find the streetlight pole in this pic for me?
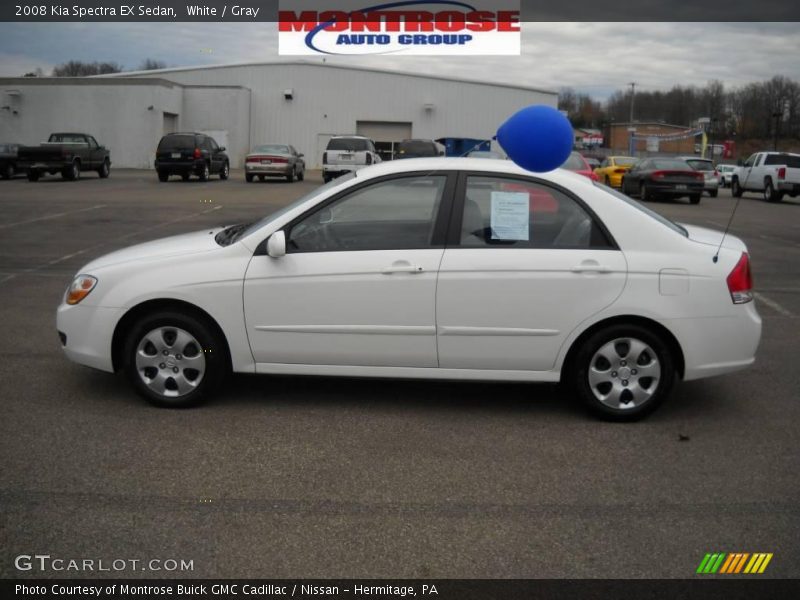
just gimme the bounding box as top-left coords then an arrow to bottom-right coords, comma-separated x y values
772,111 -> 782,151
628,82 -> 636,155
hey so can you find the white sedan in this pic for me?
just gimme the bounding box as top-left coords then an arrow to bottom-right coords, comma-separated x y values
57,158 -> 761,420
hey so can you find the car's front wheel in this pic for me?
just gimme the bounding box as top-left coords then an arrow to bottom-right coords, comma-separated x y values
219,161 -> 229,180
98,159 -> 110,179
567,324 -> 675,421
731,178 -> 743,198
123,311 -> 227,408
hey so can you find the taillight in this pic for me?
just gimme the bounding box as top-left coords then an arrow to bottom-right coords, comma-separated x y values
694,172 -> 704,181
366,153 -> 373,165
193,148 -> 201,159
652,171 -> 665,180
613,168 -> 626,174
323,152 -> 327,164
590,172 -> 599,181
777,167 -> 786,180
727,252 -> 753,304
714,170 -> 719,178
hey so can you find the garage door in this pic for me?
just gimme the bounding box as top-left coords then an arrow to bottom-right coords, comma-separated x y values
357,121 -> 412,161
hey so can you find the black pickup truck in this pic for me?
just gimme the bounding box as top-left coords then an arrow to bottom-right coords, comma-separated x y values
17,133 -> 111,181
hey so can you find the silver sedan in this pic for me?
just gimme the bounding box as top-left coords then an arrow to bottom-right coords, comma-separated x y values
245,144 -> 305,183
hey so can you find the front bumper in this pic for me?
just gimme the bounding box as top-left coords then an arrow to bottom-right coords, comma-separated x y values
56,302 -> 122,373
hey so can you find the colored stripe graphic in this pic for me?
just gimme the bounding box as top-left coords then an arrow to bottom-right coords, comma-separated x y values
699,552 -> 773,574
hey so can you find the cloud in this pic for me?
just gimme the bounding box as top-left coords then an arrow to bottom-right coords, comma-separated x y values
1,22 -> 798,100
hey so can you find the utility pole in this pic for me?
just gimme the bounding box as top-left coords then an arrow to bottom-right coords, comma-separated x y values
628,82 -> 636,156
628,82 -> 636,123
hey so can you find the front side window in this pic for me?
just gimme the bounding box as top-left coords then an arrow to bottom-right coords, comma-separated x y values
459,176 -> 612,249
287,175 -> 447,253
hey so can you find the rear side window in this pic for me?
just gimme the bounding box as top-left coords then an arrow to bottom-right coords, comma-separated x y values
685,159 -> 713,171
398,141 -> 437,156
459,176 -> 613,249
327,138 -> 369,152
158,135 -> 195,150
764,153 -> 800,167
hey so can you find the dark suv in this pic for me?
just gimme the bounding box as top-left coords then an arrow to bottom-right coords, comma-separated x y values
155,133 -> 230,182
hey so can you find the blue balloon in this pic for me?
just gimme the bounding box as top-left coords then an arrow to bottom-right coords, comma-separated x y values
496,105 -> 574,173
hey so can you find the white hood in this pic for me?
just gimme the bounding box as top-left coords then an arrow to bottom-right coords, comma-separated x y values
81,228 -> 224,271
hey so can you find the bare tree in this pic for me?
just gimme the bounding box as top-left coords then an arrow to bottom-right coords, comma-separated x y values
138,58 -> 167,71
52,61 -> 123,76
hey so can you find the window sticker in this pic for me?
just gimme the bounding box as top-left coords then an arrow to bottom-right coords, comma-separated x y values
490,191 -> 529,240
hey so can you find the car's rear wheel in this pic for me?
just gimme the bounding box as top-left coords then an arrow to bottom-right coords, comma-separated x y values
245,173 -> 254,183
158,171 -> 169,182
63,160 -> 80,181
181,173 -> 190,181
604,175 -> 611,186
731,178 -> 743,198
123,311 -> 227,408
567,324 -> 675,421
298,167 -> 305,181
2,164 -> 14,179
708,189 -> 718,198
639,181 -> 652,202
286,167 -> 295,183
27,170 -> 40,182
198,162 -> 210,182
764,179 -> 782,203
689,194 -> 701,204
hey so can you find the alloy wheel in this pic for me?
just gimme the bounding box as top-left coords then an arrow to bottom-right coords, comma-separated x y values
135,326 -> 206,398
587,337 -> 661,409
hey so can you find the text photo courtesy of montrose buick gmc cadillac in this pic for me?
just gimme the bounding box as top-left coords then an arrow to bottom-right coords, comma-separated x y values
56,158 -> 761,421
155,132 -> 230,182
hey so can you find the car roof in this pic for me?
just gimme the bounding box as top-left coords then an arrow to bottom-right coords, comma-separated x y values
331,135 -> 370,139
678,156 -> 711,161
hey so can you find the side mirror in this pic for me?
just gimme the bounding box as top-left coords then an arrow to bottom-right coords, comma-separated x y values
266,231 -> 286,258
298,153 -> 304,157
219,146 -> 226,152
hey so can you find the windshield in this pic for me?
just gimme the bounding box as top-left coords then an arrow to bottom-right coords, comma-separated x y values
253,144 -> 290,154
48,134 -> 86,143
327,138 -> 368,152
613,157 -> 637,166
651,159 -> 690,170
595,182 -> 688,237
223,172 -> 358,246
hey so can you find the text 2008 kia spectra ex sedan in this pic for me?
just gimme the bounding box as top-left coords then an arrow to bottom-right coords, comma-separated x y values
57,158 -> 761,420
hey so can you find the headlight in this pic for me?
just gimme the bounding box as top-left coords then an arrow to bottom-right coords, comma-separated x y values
65,275 -> 97,305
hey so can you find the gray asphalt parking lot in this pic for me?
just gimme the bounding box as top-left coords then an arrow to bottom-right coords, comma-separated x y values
0,169 -> 798,579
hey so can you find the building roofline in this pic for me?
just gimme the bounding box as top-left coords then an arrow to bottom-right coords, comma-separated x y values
102,60 -> 557,96
0,77 -> 248,91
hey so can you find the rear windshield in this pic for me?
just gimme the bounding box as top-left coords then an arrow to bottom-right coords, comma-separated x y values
685,159 -> 714,171
562,153 -> 587,170
48,134 -> 86,143
158,135 -> 195,150
764,153 -> 800,167
597,183 -> 688,237
651,159 -> 690,170
327,138 -> 368,152
398,140 -> 437,155
253,144 -> 290,154
613,156 -> 637,166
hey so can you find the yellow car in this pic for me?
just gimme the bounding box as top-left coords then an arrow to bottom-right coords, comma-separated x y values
594,156 -> 638,188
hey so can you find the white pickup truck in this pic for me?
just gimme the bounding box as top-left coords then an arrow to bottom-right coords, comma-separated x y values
731,151 -> 800,202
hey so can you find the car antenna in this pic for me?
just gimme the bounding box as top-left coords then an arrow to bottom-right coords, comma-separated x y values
713,187 -> 744,263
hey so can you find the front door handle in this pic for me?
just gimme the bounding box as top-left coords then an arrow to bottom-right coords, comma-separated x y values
382,261 -> 424,275
572,262 -> 611,274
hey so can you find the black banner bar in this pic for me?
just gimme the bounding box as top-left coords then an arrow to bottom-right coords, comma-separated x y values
4,579 -> 800,600
1,0 -> 798,22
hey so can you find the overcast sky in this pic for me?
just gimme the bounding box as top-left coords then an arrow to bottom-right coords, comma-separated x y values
1,22 -> 797,99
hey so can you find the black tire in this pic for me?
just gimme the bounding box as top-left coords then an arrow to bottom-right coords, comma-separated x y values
219,162 -> 229,180
708,189 -> 718,198
158,171 -> 169,182
286,167 -> 295,183
298,167 -> 305,181
639,181 -> 652,202
63,160 -> 80,181
731,178 -> 743,198
604,175 -> 611,187
97,159 -> 110,179
198,162 -> 210,182
181,173 -> 191,181
27,170 -> 40,182
323,174 -> 331,184
245,173 -> 254,183
258,175 -> 266,182
689,194 -> 701,204
764,179 -> 782,203
123,311 -> 227,408
565,323 -> 676,421
2,163 -> 13,179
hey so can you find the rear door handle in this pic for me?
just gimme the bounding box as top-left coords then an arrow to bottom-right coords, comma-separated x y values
571,263 -> 611,273
382,261 -> 424,275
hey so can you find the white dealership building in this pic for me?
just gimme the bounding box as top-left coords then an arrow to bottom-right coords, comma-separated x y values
0,61 -> 556,168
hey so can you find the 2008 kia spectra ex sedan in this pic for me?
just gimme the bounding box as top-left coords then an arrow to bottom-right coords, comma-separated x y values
57,158 -> 761,420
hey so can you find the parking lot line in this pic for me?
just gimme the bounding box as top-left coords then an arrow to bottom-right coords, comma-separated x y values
753,292 -> 795,318
0,204 -> 108,230
0,204 -> 223,286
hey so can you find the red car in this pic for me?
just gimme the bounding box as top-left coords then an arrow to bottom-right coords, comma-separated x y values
563,152 -> 599,181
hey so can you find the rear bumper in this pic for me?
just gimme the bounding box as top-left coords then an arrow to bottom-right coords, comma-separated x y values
245,163 -> 292,175
17,160 -> 67,172
56,303 -> 122,373
664,302 -> 762,381
777,182 -> 800,194
323,165 -> 359,176
649,183 -> 704,196
154,159 -> 205,174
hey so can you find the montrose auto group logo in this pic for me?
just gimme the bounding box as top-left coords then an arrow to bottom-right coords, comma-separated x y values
278,0 -> 520,55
